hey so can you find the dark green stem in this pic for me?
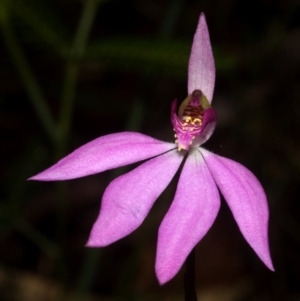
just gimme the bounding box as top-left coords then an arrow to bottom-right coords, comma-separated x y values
184,248 -> 198,301
57,0 -> 99,155
0,13 -> 57,144
75,249 -> 100,301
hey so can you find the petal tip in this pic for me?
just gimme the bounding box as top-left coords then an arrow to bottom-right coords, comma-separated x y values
85,233 -> 111,248
85,238 -> 98,247
197,13 -> 209,35
269,264 -> 275,272
155,266 -> 174,286
157,277 -> 168,286
27,171 -> 60,182
27,174 -> 43,181
264,257 -> 275,272
199,12 -> 206,23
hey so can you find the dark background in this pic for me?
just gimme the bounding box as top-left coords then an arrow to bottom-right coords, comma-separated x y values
0,0 -> 299,300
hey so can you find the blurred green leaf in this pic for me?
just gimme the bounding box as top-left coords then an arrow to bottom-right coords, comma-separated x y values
84,37 -> 189,77
1,15 -> 58,143
4,0 -> 69,55
84,37 -> 238,78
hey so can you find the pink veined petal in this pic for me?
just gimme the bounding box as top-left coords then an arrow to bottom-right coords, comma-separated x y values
201,148 -> 274,271
86,149 -> 184,247
188,13 -> 215,103
29,132 -> 176,181
155,149 -> 220,284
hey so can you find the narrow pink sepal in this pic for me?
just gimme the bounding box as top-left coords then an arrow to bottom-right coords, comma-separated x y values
86,149 -> 184,247
188,13 -> 215,102
201,148 -> 274,271
155,149 -> 220,284
29,132 -> 176,181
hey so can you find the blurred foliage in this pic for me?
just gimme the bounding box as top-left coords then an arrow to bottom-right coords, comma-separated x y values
83,38 -> 237,77
0,0 -> 299,300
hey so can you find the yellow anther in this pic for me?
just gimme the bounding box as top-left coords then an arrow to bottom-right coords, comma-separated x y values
194,118 -> 201,124
174,134 -> 177,138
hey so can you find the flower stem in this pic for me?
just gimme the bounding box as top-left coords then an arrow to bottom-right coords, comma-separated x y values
184,248 -> 198,301
0,12 -> 57,144
57,0 -> 99,156
74,249 -> 102,301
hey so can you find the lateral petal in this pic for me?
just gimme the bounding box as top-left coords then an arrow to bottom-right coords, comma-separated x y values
188,13 -> 215,103
86,149 -> 184,247
201,148 -> 274,271
156,149 -> 220,284
29,132 -> 176,181
193,107 -> 217,147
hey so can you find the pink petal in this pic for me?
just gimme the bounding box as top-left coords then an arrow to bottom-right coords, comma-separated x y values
29,132 -> 176,181
86,149 -> 184,247
155,149 -> 220,284
201,148 -> 274,271
188,13 -> 215,103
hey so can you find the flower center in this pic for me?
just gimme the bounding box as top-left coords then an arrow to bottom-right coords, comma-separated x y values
171,89 -> 212,151
181,91 -> 204,127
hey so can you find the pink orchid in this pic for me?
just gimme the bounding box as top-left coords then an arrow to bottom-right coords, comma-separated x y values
30,13 -> 274,284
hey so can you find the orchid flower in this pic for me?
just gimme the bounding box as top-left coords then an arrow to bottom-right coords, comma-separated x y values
30,13 -> 274,284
